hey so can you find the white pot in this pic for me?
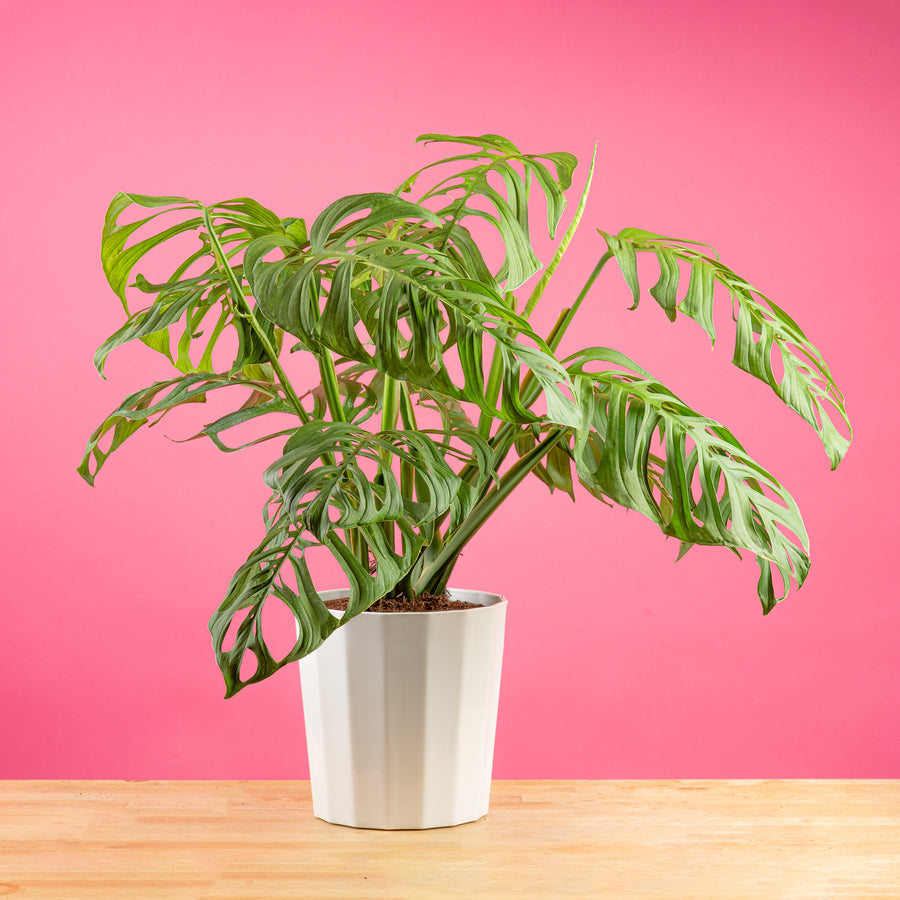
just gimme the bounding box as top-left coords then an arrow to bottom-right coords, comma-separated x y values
298,588 -> 507,829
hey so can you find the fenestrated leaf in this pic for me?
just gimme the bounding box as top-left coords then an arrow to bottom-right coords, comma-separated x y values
308,192 -> 442,252
184,395 -> 296,452
264,421 -> 493,540
93,276 -> 226,375
212,197 -> 285,233
414,388 -> 477,432
245,210 -> 582,428
101,193 -> 203,308
207,417 -> 498,697
567,348 -> 810,613
399,133 -> 577,287
413,133 -> 578,218
207,524 -> 338,698
84,132 -> 854,698
208,511 -> 430,697
515,424 -> 576,499
323,519 -> 425,620
77,373 -> 294,484
599,228 -> 851,469
100,193 -> 290,374
314,361 -> 386,426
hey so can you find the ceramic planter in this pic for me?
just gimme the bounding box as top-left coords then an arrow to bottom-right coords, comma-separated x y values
298,588 -> 507,830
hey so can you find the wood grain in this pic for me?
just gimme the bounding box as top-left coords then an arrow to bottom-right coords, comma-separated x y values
1,780 -> 898,898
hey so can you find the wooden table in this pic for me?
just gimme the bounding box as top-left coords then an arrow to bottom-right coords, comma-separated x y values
2,780 -> 898,898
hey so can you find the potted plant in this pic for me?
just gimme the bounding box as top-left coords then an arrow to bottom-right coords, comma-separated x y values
80,132 -> 851,828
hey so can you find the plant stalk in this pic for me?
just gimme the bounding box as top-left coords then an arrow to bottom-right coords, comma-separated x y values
476,343 -> 506,438
381,375 -> 401,433
547,249 -> 613,354
517,249 -> 613,405
398,382 -> 417,498
316,352 -> 346,424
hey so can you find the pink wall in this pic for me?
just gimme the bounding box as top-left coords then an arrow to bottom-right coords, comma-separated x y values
2,0 -> 897,779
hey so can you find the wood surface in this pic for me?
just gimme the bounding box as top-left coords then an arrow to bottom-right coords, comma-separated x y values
1,780 -> 898,898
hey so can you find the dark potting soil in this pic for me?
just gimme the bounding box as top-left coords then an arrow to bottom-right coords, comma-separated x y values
323,593 -> 480,612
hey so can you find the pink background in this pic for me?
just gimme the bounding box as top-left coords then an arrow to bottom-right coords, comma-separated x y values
2,0 -> 897,779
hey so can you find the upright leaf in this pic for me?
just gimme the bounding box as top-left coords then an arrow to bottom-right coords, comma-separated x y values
398,133 -> 577,287
100,193 -> 289,374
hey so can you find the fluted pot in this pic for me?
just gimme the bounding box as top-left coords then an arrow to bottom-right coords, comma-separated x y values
298,588 -> 507,829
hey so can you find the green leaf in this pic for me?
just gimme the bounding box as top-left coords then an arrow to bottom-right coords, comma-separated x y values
77,373 -> 290,484
245,212 -> 581,428
400,133 -> 577,287
208,512 -> 438,697
101,193 -> 203,309
516,425 -> 576,499
599,229 -> 851,469
185,395 -> 295,452
85,133 -> 853,698
93,277 -> 219,376
567,348 -> 810,612
100,193 -> 292,374
212,197 -> 284,232
265,422 -> 492,540
207,524 -> 339,698
524,145 -> 596,318
308,192 -> 442,251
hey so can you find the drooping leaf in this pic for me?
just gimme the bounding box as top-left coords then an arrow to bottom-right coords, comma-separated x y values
101,193 -> 202,308
93,276 -> 226,375
184,395 -> 296,452
207,524 -> 337,698
207,420 -> 496,696
84,133 -> 854,696
77,373 -> 291,484
599,228 -> 851,468
515,424 -> 576,499
567,348 -> 810,612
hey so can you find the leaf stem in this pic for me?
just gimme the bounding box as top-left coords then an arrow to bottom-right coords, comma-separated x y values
412,428 -> 567,594
476,339 -> 506,439
398,382 -> 417,498
549,248 -> 614,355
316,352 -> 346,423
202,207 -> 309,423
516,248 -> 614,408
381,375 -> 400,432
454,250 -> 614,490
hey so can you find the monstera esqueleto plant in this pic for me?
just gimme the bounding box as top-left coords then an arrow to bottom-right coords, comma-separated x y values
79,133 -> 851,697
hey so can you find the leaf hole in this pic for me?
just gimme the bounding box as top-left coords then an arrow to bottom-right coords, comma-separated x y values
220,607 -> 252,654
260,598 -> 298,664
769,345 -> 786,386
239,648 -> 260,683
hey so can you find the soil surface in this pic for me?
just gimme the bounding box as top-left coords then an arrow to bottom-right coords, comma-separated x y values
323,593 -> 480,612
